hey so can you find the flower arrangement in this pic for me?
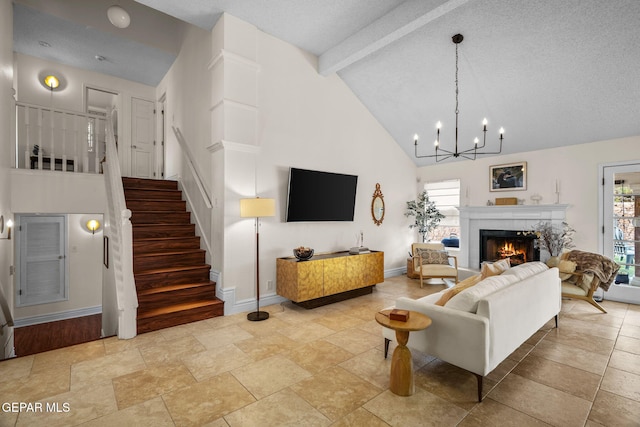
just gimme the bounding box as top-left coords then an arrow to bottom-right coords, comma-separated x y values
524,221 -> 576,257
405,190 -> 445,243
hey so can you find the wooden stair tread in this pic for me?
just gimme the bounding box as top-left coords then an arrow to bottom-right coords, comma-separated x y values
134,264 -> 210,276
135,236 -> 198,243
137,299 -> 223,319
132,225 -> 195,232
135,248 -> 205,258
138,282 -> 215,296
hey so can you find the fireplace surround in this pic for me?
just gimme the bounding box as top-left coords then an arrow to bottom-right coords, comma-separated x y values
459,205 -> 568,269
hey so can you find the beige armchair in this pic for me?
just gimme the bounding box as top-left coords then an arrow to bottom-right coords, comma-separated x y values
412,243 -> 458,288
559,250 -> 620,314
561,271 -> 606,313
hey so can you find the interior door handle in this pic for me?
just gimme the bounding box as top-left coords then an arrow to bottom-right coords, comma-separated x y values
132,145 -> 137,149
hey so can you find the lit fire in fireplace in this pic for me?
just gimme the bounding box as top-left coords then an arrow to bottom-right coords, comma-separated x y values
498,242 -> 526,264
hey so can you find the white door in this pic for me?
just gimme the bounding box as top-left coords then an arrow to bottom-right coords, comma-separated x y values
16,215 -> 68,307
131,97 -> 155,178
602,163 -> 640,304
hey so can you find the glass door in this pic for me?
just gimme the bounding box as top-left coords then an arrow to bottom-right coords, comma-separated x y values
602,164 -> 640,303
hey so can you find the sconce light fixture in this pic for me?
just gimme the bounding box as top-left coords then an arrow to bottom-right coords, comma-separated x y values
43,75 -> 59,91
0,217 -> 13,240
86,219 -> 101,235
107,5 -> 131,28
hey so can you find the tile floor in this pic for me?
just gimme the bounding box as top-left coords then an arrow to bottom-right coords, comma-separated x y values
1,275 -> 640,426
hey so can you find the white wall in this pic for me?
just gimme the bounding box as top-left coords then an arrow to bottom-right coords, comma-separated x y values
11,170 -> 106,213
215,17 -> 418,308
0,0 -> 15,358
418,135 -> 640,254
156,24 -> 212,182
13,214 -> 103,320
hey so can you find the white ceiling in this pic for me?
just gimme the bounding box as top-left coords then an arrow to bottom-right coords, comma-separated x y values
13,0 -> 640,166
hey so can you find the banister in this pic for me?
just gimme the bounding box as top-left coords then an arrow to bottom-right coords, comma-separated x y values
172,126 -> 213,209
103,109 -> 138,339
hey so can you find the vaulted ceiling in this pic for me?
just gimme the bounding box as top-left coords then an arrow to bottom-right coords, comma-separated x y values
13,0 -> 640,165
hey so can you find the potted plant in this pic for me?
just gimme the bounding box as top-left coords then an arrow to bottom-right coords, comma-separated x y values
405,190 -> 445,243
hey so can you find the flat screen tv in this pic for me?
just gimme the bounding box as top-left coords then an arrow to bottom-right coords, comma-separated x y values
286,167 -> 358,222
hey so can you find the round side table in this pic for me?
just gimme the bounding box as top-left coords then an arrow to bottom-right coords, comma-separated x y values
375,309 -> 432,396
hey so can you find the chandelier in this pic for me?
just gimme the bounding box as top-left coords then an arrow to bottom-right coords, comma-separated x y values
414,34 -> 504,162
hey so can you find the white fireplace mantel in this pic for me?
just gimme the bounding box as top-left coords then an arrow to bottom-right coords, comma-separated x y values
458,204 -> 569,269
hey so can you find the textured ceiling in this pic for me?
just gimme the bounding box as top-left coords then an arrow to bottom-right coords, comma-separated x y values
13,0 -> 187,86
13,0 -> 640,165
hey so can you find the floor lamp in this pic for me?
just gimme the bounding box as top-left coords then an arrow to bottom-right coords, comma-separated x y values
240,197 -> 276,321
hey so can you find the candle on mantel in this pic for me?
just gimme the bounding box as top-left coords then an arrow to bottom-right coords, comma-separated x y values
555,179 -> 560,193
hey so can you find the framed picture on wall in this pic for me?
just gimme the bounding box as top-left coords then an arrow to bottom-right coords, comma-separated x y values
490,162 -> 527,191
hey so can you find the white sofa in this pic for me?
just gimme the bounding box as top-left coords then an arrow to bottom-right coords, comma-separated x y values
382,262 -> 561,401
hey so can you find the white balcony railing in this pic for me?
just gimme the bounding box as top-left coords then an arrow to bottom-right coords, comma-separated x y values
16,102 -> 106,174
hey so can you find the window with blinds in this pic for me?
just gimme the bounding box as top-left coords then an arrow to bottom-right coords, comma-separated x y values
424,179 -> 460,242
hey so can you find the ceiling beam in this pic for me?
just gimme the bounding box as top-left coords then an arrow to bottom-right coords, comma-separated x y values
318,0 -> 472,76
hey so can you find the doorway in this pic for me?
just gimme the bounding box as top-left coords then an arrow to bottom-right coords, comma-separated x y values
601,162 -> 640,304
86,87 -> 118,172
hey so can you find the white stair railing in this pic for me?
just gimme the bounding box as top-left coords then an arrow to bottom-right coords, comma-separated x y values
172,126 -> 213,256
15,102 -> 104,174
103,112 -> 138,339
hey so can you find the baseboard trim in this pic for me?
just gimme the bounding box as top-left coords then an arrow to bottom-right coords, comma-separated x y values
216,267 -> 405,315
385,267 -> 406,278
14,305 -> 102,328
214,284 -> 286,316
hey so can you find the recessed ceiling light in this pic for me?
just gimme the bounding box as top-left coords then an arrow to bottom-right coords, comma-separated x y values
38,41 -> 51,48
107,5 -> 130,29
95,55 -> 106,61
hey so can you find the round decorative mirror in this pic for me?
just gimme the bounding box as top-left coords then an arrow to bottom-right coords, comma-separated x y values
371,183 -> 385,226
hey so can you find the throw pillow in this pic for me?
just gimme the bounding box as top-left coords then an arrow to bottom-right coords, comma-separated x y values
480,258 -> 511,279
558,259 -> 577,281
416,248 -> 450,265
434,274 -> 482,306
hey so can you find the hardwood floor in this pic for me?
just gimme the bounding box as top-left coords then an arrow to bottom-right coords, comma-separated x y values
13,314 -> 102,356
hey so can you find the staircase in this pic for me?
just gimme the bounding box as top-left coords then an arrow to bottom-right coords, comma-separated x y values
123,177 -> 224,334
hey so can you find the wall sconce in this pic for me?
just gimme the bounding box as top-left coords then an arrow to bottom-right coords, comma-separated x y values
0,216 -> 13,240
43,75 -> 59,91
86,219 -> 101,235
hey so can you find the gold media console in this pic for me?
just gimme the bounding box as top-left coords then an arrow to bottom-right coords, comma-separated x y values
276,251 -> 384,308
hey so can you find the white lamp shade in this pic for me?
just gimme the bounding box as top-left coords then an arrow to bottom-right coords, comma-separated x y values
240,198 -> 275,218
107,5 -> 131,28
